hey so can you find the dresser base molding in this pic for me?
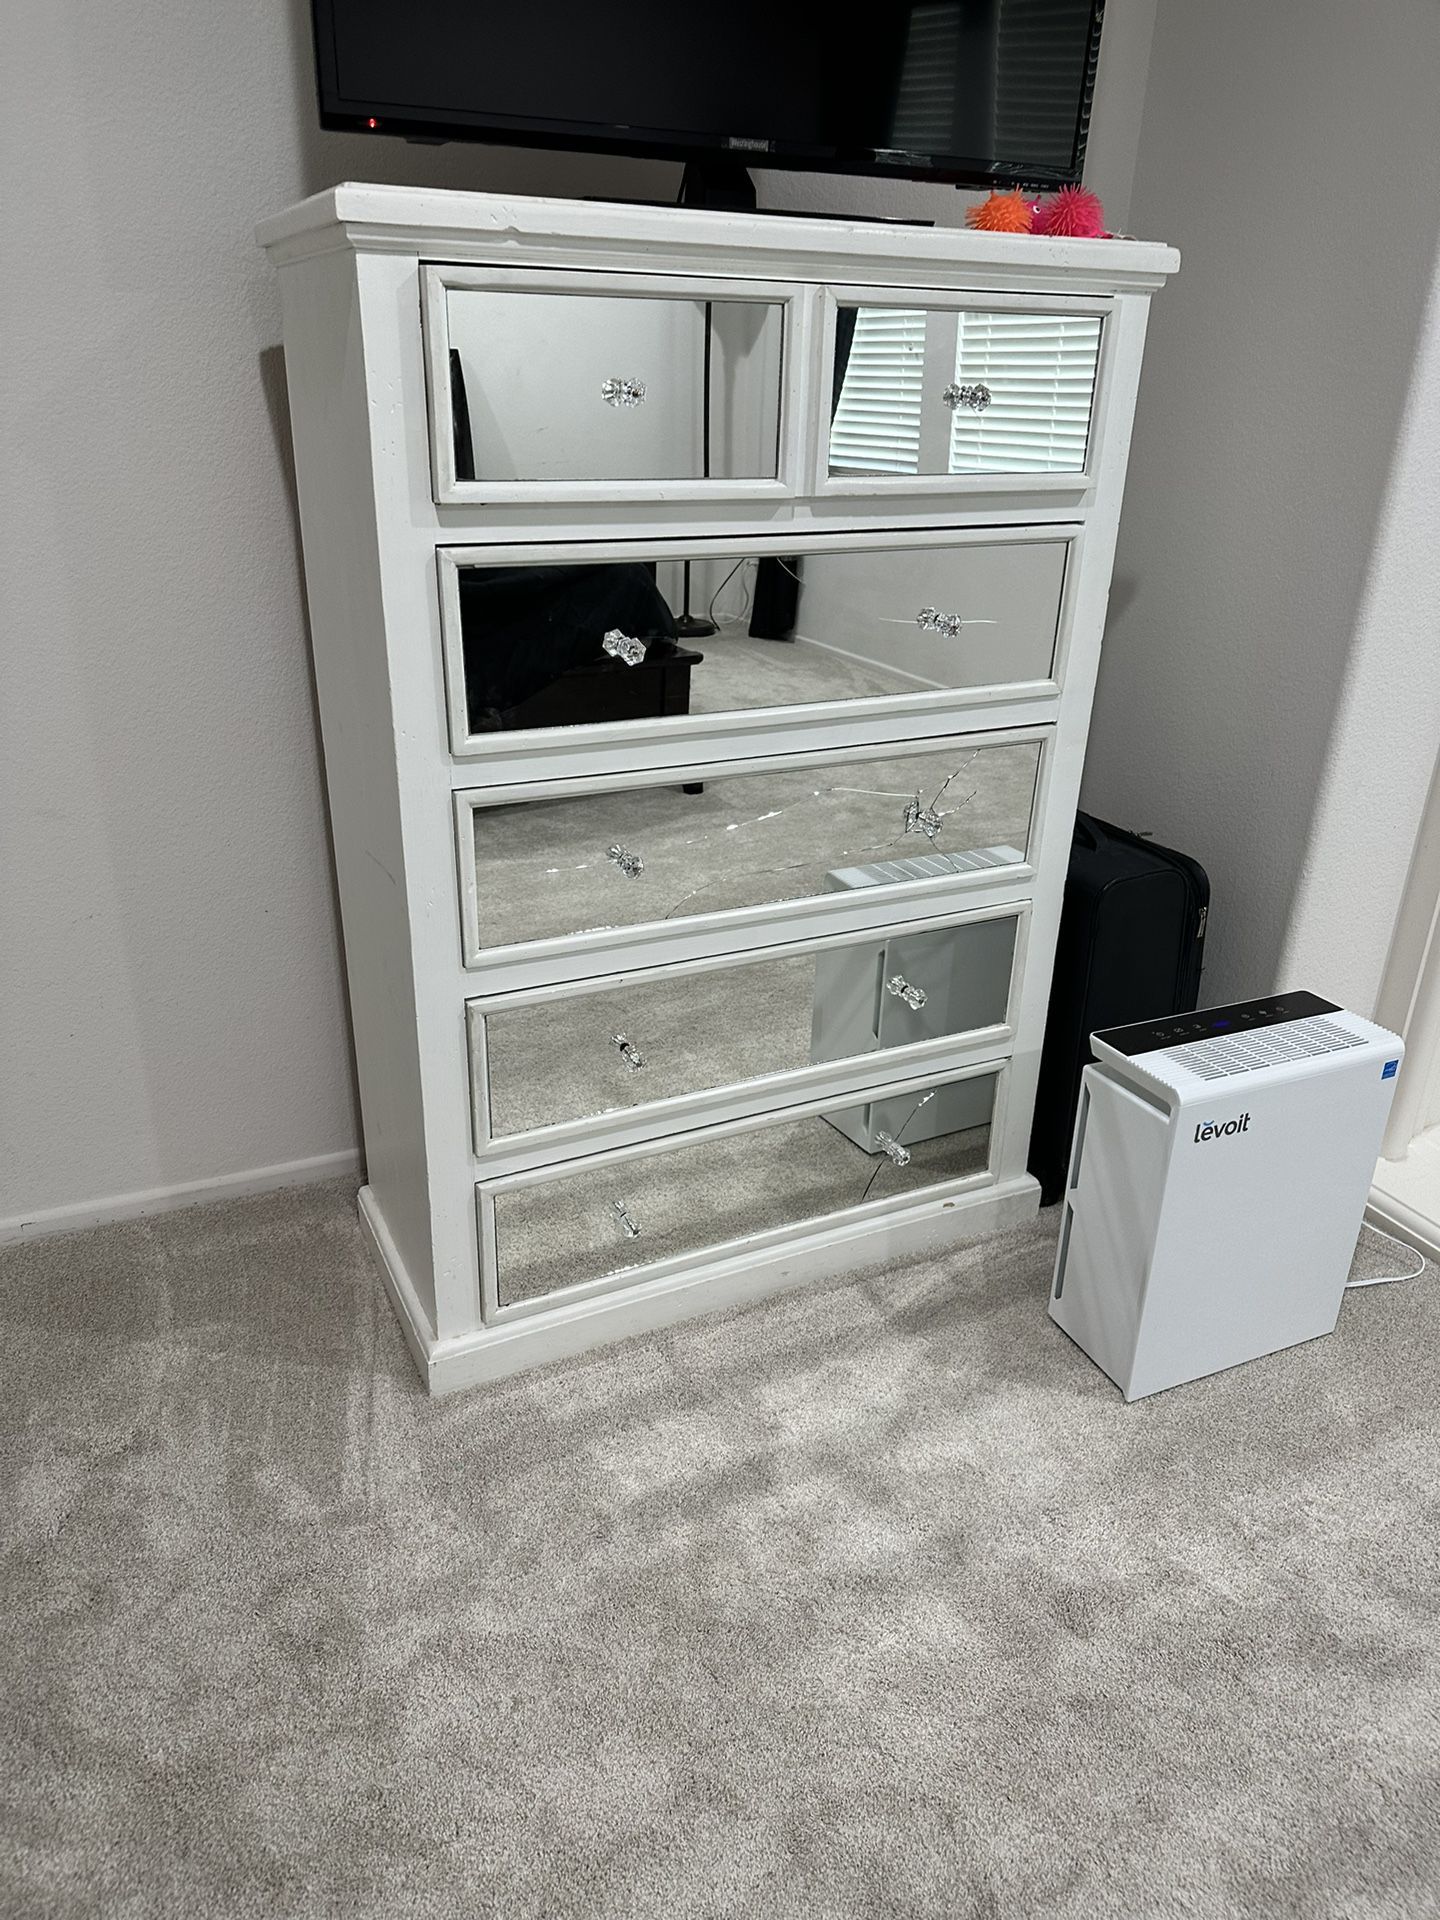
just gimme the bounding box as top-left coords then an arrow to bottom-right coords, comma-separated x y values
360,1176 -> 1040,1396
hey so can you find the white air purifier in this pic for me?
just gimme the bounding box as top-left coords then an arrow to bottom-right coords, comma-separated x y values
1050,991 -> 1403,1400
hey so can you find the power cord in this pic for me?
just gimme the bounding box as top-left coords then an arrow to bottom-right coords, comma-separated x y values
1345,1221 -> 1429,1288
706,559 -> 752,628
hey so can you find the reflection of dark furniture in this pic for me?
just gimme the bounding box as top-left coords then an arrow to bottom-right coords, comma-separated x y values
451,358 -> 705,735
450,348 -> 475,482
497,642 -> 704,732
458,560 -> 701,734
751,307 -> 858,639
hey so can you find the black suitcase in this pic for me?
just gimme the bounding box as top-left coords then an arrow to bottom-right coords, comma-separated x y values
1029,813 -> 1210,1203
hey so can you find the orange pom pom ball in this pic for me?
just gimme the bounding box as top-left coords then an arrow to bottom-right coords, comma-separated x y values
965,190 -> 1034,234
1032,186 -> 1107,239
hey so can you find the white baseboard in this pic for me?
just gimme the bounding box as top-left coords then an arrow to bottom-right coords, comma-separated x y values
360,1175 -> 1040,1398
0,1149 -> 363,1247
1368,1130 -> 1440,1266
1366,1189 -> 1440,1266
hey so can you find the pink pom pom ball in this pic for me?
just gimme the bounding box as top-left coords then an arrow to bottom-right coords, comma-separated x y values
1032,186 -> 1107,239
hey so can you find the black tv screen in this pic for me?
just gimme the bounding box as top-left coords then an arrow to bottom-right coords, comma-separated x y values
312,0 -> 1104,190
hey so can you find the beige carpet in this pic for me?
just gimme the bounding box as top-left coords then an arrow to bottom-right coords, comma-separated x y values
3,1180 -> 1439,1918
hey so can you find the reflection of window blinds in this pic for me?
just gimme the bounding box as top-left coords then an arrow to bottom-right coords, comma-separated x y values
994,0 -> 1096,172
949,313 -> 1100,473
891,3 -> 962,152
829,309 -> 927,474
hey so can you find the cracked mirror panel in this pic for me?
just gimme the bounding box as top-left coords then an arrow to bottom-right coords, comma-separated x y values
829,306 -> 1102,478
475,912 -> 1017,1141
490,1070 -> 997,1307
466,739 -> 1041,954
445,288 -> 783,484
448,539 -> 1066,737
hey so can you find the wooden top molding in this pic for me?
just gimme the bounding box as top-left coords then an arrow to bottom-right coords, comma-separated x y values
257,183 -> 1180,293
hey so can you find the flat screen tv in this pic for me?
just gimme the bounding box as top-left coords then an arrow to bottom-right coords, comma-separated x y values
311,0 -> 1105,200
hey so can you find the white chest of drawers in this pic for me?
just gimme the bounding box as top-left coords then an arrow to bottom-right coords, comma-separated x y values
259,183 -> 1177,1394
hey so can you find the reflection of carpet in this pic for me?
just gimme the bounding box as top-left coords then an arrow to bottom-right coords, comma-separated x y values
687,629 -> 919,714
494,1103 -> 994,1306
473,742 -> 1040,950
483,953 -> 820,1138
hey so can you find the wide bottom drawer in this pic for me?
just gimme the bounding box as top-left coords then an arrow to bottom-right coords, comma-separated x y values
479,1065 -> 1001,1312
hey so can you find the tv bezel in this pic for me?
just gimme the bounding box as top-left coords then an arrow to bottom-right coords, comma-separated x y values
310,0 -> 1105,193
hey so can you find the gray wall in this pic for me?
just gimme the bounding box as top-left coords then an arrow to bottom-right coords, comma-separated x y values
1082,0 -> 1440,1012
1,0 -> 1154,1224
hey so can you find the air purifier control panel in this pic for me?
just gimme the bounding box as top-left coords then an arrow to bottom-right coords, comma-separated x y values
1093,990 -> 1341,1057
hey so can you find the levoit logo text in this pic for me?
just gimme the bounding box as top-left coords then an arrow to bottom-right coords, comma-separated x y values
1195,1112 -> 1251,1144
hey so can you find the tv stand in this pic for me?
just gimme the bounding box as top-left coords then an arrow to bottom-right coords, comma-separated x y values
671,164 -> 936,228
677,158 -> 758,212
581,176 -> 934,226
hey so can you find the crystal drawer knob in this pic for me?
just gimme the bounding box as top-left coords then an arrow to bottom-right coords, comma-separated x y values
607,844 -> 644,879
902,796 -> 945,842
942,382 -> 992,412
901,767 -> 969,845
610,1199 -> 641,1238
601,376 -> 647,408
602,629 -> 647,666
916,607 -> 966,640
611,1032 -> 645,1070
874,1132 -> 912,1168
886,974 -> 928,1013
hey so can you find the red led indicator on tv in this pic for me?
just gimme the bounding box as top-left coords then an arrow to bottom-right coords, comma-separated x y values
367,117 -> 379,129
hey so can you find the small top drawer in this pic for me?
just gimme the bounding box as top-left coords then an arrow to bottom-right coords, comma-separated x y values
423,266 -> 790,503
826,296 -> 1105,488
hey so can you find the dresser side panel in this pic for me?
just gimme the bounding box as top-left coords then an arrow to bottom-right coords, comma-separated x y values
275,250 -> 437,1329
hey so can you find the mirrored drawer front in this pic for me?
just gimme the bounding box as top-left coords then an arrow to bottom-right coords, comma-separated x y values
440,282 -> 783,487
829,305 -> 1103,480
464,738 -> 1041,956
442,536 -> 1068,745
487,1069 -> 999,1308
473,910 -> 1019,1143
